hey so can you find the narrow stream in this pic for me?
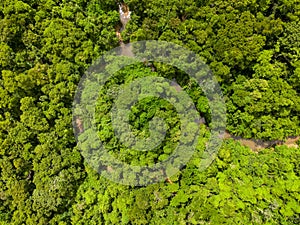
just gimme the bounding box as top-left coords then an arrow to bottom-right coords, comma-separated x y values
115,3 -> 299,151
116,2 -> 134,57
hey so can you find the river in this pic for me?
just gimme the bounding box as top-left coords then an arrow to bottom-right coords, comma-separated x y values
116,3 -> 299,151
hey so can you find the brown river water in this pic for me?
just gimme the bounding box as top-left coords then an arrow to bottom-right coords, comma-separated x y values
224,131 -> 299,151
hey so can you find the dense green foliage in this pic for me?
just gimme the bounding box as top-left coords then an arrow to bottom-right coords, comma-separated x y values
70,143 -> 300,225
0,0 -> 119,223
0,0 -> 299,224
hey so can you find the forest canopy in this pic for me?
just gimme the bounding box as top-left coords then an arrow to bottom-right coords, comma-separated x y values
0,0 -> 300,224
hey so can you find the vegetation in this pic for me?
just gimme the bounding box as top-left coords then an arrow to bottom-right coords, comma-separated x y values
0,0 -> 299,224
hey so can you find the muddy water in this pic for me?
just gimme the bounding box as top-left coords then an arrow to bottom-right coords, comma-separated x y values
224,131 -> 299,151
